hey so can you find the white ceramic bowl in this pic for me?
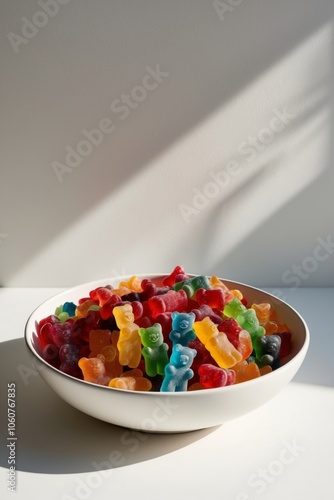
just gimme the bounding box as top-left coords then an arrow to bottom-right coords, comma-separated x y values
24,275 -> 309,433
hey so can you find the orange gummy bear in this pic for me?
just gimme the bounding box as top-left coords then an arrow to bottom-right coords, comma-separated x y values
108,373 -> 152,391
78,354 -> 111,386
233,360 -> 261,383
89,329 -> 112,357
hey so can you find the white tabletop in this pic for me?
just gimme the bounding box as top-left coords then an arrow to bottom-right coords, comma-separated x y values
1,287 -> 333,500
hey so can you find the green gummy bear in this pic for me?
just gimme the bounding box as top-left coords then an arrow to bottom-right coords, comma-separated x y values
139,323 -> 169,377
173,275 -> 210,297
223,297 -> 246,319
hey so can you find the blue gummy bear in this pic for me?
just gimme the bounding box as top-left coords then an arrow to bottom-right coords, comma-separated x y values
160,344 -> 197,392
62,302 -> 77,317
169,312 -> 196,347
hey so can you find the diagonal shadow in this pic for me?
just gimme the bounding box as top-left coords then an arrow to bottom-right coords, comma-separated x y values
1,0 -> 334,285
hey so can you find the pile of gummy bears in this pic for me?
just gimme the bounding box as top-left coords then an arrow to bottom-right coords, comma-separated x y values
35,266 -> 292,392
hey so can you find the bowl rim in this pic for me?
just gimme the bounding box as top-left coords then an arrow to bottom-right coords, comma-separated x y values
24,273 -> 310,396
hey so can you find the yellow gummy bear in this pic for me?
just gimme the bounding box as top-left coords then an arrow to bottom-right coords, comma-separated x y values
113,304 -> 141,368
193,317 -> 242,368
118,275 -> 143,292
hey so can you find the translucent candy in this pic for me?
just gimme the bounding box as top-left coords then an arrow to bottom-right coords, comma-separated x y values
89,329 -> 112,357
35,265 -> 293,392
236,309 -> 265,343
173,275 -> 210,298
254,334 -> 281,369
198,363 -> 236,388
108,368 -> 152,391
169,312 -> 196,347
196,288 -> 232,309
251,303 -> 278,334
193,317 -> 242,368
113,304 -> 141,368
138,323 -> 169,377
118,276 -> 143,293
78,354 -> 111,385
233,360 -> 261,383
161,265 -> 188,287
148,289 -> 188,317
59,344 -> 81,377
160,344 -> 197,392
223,298 -> 247,319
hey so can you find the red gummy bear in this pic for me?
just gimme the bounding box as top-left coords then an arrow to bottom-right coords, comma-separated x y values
161,266 -> 188,287
276,331 -> 292,358
198,363 -> 236,388
188,339 -> 216,383
148,290 -> 188,317
218,318 -> 242,348
191,304 -> 222,324
196,288 -> 232,309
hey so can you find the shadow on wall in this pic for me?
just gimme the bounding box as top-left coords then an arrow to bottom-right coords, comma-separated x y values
1,0 -> 334,284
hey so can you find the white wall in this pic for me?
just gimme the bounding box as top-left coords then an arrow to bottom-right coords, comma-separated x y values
1,0 -> 334,287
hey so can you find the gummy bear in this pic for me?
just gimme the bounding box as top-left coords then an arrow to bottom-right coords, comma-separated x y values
198,363 -> 236,388
102,330 -> 123,378
89,329 -> 112,358
76,299 -> 99,319
218,318 -> 242,348
78,354 -> 111,385
160,344 -> 197,392
219,319 -> 252,360
169,312 -> 196,347
191,304 -> 222,324
99,294 -> 122,320
118,275 -> 143,292
236,309 -> 265,344
148,289 -> 188,317
161,265 -> 188,286
188,339 -> 216,383
113,304 -> 141,368
49,321 -> 78,347
59,343 -> 81,377
233,360 -> 261,383
276,331 -> 292,359
138,323 -> 169,377
251,303 -> 278,334
42,343 -> 60,368
193,317 -> 242,368
196,288 -> 232,309
55,302 -> 77,322
223,297 -> 247,319
108,368 -> 152,391
254,334 -> 281,369
38,316 -> 60,349
173,275 -> 210,298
